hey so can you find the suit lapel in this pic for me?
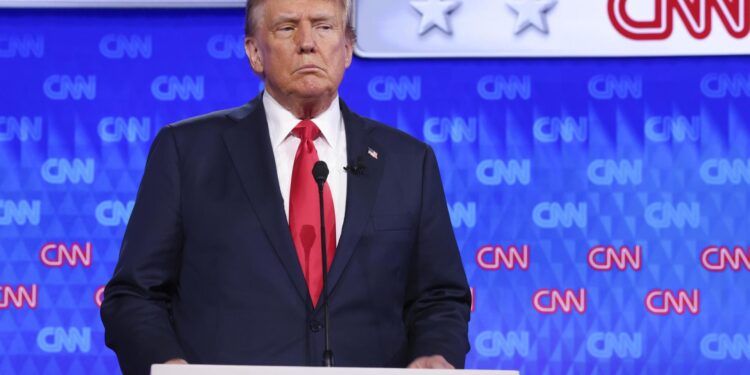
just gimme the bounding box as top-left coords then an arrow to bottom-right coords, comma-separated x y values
222,96 -> 310,305
326,101 -> 384,297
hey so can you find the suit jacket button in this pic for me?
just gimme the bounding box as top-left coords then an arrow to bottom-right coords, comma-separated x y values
309,320 -> 322,332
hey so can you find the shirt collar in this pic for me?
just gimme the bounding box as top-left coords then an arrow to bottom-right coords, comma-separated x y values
263,90 -> 342,149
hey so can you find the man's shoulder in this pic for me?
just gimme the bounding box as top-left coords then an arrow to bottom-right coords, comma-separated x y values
165,102 -> 255,136
346,109 -> 430,155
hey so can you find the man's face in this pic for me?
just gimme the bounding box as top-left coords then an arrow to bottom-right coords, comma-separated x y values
246,0 -> 353,107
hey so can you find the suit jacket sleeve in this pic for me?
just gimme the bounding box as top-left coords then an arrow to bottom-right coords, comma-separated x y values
404,145 -> 472,368
100,125 -> 186,375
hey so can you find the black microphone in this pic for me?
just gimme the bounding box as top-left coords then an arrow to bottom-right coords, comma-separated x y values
313,161 -> 329,185
343,158 -> 365,175
311,161 -> 334,367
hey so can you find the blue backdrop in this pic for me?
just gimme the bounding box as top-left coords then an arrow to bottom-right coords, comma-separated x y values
1,8 -> 749,375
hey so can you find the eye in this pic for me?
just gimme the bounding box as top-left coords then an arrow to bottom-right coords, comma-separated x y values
276,25 -> 295,34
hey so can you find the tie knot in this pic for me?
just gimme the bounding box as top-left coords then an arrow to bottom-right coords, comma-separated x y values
292,120 -> 322,141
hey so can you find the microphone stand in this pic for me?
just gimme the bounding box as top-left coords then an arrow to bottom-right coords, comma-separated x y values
313,161 -> 334,367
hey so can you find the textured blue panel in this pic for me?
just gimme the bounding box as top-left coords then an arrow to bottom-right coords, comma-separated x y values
1,8 -> 749,375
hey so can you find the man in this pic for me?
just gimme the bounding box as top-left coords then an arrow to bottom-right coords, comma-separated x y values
101,0 -> 470,374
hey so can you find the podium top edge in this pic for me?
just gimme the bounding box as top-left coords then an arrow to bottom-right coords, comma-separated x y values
151,364 -> 519,375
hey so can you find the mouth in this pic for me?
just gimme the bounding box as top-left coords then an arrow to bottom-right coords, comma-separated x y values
295,64 -> 323,73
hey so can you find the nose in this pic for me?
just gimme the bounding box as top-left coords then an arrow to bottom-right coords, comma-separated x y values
296,23 -> 316,53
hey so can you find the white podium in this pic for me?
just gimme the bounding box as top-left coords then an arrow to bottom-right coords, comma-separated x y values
151,365 -> 519,375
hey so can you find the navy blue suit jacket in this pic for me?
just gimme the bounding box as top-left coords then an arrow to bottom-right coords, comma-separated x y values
101,95 -> 471,375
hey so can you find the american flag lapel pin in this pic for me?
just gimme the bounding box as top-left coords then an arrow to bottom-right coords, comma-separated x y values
367,147 -> 378,160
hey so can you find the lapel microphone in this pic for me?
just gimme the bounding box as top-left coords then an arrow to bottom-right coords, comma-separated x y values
312,161 -> 334,367
343,157 -> 366,175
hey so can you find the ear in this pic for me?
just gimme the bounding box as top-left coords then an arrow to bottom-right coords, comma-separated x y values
245,37 -> 264,75
344,38 -> 354,69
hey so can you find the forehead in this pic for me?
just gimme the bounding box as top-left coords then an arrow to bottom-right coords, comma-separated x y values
258,0 -> 343,20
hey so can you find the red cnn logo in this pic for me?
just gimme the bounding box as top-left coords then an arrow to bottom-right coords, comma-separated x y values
94,286 -> 105,308
476,245 -> 529,270
588,245 -> 642,271
645,289 -> 700,315
701,246 -> 750,271
0,284 -> 38,309
609,0 -> 750,40
470,287 -> 475,312
532,288 -> 587,314
40,242 -> 92,267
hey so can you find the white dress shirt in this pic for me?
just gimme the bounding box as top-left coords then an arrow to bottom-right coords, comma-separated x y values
263,91 -> 347,246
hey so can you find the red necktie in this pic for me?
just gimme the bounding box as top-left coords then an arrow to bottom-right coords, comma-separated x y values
289,120 -> 336,307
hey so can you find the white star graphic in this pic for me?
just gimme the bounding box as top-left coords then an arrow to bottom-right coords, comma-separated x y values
410,0 -> 462,35
506,0 -> 558,34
